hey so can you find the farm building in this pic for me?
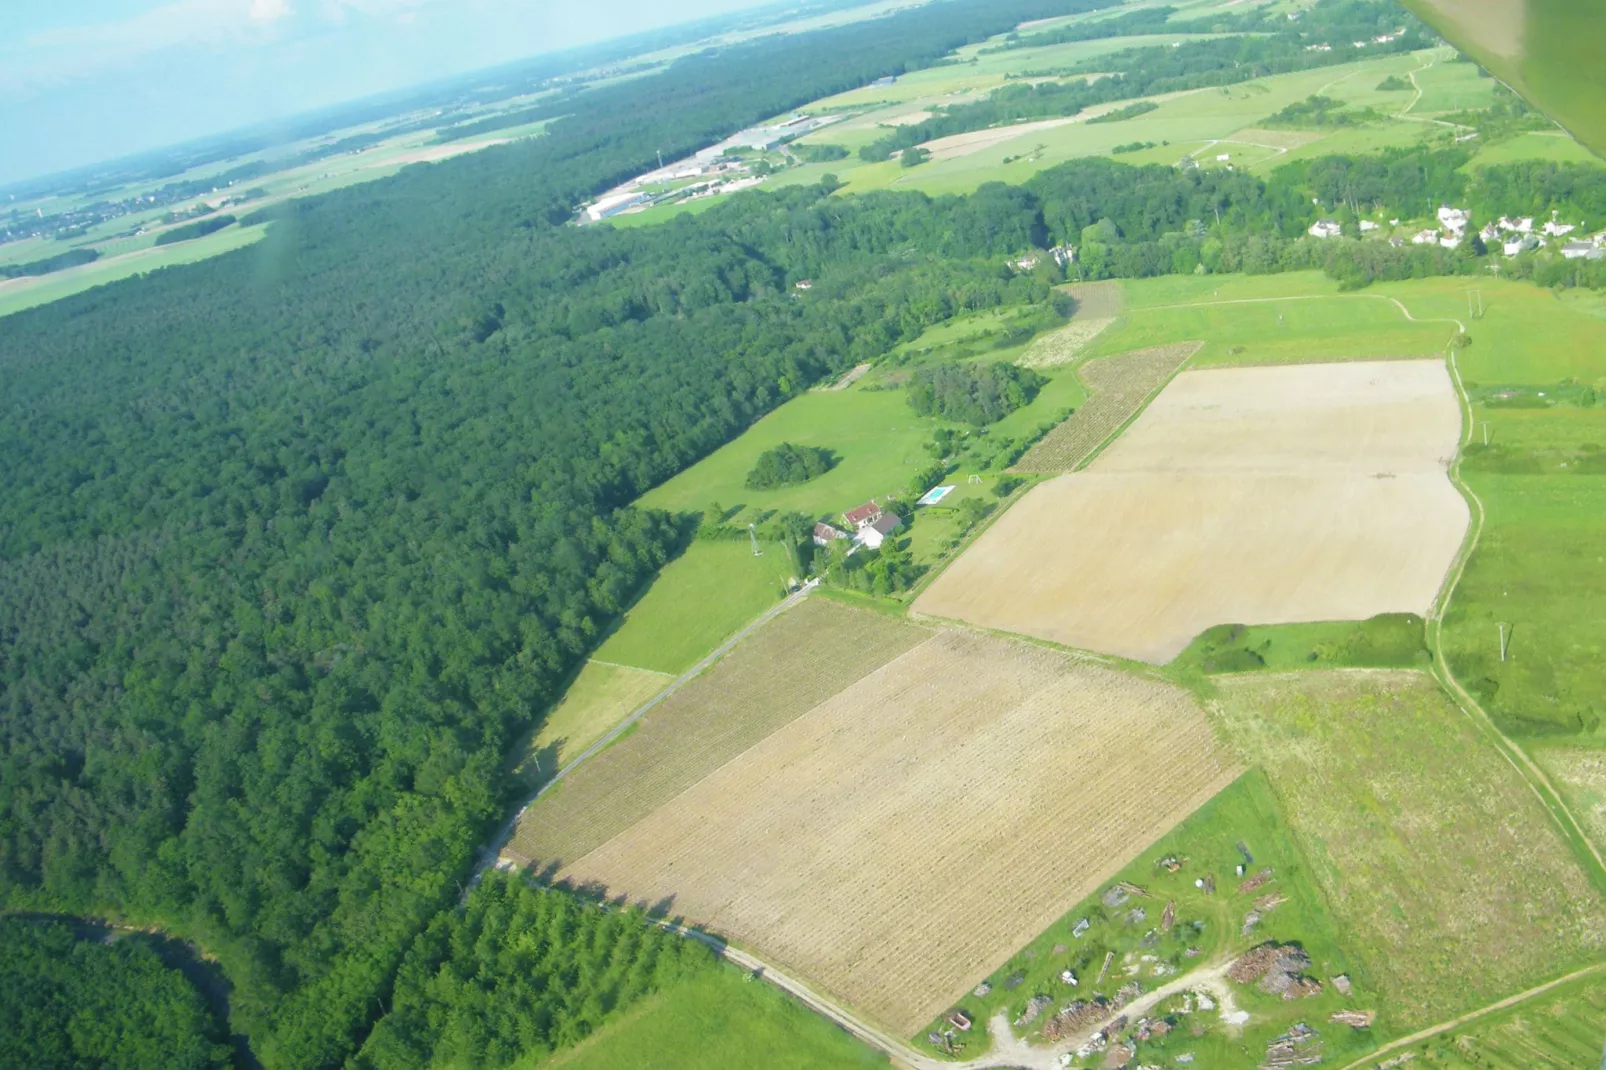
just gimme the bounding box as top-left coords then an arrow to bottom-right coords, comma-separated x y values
1308,220 -> 1342,239
856,513 -> 903,550
1505,234 -> 1541,257
1437,205 -> 1470,233
1411,229 -> 1440,246
1562,239 -> 1604,260
1543,219 -> 1578,237
1499,215 -> 1535,234
813,521 -> 848,546
843,502 -> 883,530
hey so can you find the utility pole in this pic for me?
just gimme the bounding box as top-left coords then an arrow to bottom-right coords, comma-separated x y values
1498,623 -> 1512,662
749,523 -> 762,557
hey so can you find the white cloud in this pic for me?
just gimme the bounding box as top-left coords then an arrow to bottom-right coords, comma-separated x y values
1,0 -> 293,98
250,0 -> 294,21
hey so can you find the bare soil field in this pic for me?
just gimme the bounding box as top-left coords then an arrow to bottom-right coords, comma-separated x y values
926,360 -> 1469,662
550,630 -> 1242,1036
511,599 -> 928,868
1214,670 -> 1606,1028
1014,342 -> 1198,468
1020,282 -> 1125,369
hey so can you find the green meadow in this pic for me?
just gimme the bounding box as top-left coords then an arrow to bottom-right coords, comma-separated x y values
592,539 -> 798,676
541,964 -> 886,1070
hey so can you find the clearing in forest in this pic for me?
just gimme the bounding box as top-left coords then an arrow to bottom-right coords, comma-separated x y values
546,630 -> 1242,1036
511,598 -> 928,869
1013,341 -> 1198,469
924,360 -> 1469,662
1214,670 -> 1606,1029
1020,281 -> 1124,369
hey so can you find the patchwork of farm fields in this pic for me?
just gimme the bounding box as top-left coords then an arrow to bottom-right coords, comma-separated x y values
922,360 -> 1469,662
513,599 -> 927,869
1214,670 -> 1606,1029
536,628 -> 1241,1036
1012,342 -> 1199,472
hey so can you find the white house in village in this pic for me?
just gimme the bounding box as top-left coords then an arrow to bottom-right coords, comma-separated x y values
1504,234 -> 1541,257
1437,205 -> 1470,234
1439,233 -> 1462,250
1412,229 -> 1441,246
1562,239 -> 1604,261
1308,219 -> 1342,239
1499,216 -> 1535,234
854,513 -> 903,550
1543,219 -> 1577,238
1480,223 -> 1502,244
1359,220 -> 1380,232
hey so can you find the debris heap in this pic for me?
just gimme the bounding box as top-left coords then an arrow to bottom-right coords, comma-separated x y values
1260,1023 -> 1323,1069
1229,944 -> 1322,999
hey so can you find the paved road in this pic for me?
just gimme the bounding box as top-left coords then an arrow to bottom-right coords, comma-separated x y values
467,579 -> 819,890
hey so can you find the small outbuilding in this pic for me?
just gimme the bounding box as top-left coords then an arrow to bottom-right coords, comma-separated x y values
855,512 -> 903,550
813,521 -> 848,546
1308,219 -> 1342,239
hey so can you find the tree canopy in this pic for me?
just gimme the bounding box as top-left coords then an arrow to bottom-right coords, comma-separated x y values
906,362 -> 1047,425
745,443 -> 839,489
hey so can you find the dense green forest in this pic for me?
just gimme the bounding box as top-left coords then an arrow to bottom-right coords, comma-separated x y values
0,5 -> 1081,1068
154,214 -> 237,245
0,918 -> 233,1070
5,0 -> 1606,1067
907,362 -> 1047,425
858,0 -> 1432,162
355,875 -> 715,1069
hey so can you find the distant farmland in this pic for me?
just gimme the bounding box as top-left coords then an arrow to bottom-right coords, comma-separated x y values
543,629 -> 1242,1035
1215,670 -> 1606,1028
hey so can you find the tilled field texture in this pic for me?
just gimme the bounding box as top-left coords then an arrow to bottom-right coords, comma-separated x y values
925,360 -> 1470,662
511,598 -> 928,868
551,630 -> 1243,1036
1013,342 -> 1199,470
1215,670 -> 1606,1028
1021,282 -> 1125,369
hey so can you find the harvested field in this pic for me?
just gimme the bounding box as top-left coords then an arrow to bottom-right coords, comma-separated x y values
1013,342 -> 1198,469
1020,282 -> 1125,369
1215,670 -> 1606,1028
511,598 -> 927,868
926,360 -> 1470,662
549,630 -> 1242,1036
1533,745 -> 1606,852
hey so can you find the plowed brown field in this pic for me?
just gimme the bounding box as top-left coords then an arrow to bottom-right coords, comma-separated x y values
549,630 -> 1242,1035
512,598 -> 928,868
921,360 -> 1470,662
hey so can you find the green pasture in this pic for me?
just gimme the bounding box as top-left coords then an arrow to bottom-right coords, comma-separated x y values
1088,273 -> 1451,366
1357,968 -> 1606,1070
1467,131 -> 1603,168
1170,615 -> 1430,676
0,224 -> 268,319
540,964 -> 886,1070
1407,55 -> 1500,115
591,539 -> 798,676
510,660 -> 670,791
919,770 -> 1369,1067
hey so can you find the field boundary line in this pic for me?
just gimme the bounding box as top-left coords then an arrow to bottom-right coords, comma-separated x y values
466,579 -> 819,892
1428,347 -> 1606,891
1336,961 -> 1606,1070
1072,340 -> 1203,472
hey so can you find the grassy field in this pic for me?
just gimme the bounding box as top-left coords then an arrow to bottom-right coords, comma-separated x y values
549,628 -> 1241,1037
926,770 -> 1377,1068
513,599 -> 928,869
1349,968 -> 1606,1070
592,539 -> 798,675
1214,670 -> 1606,1030
1171,615 -> 1431,676
540,964 -> 888,1069
510,660 -> 670,790
1467,130 -> 1604,168
1088,274 -> 1453,367
0,224 -> 269,318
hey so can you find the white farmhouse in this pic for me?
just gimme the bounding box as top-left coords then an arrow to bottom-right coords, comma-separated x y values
1308,219 -> 1342,239
1542,219 -> 1577,237
1412,229 -> 1440,246
1437,205 -> 1470,233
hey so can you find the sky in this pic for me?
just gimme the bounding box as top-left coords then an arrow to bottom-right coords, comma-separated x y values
0,0 -> 779,185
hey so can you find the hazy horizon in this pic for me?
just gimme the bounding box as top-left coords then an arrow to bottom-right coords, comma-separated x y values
1,0 -> 790,187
